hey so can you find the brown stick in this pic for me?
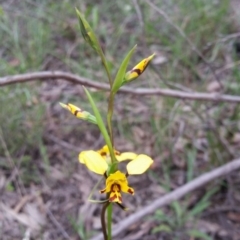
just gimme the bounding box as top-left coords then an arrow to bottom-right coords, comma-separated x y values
90,158 -> 240,240
1,71 -> 240,103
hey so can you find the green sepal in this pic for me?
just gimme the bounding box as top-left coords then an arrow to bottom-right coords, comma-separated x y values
83,86 -> 115,159
112,45 -> 137,94
84,113 -> 98,124
75,8 -> 99,51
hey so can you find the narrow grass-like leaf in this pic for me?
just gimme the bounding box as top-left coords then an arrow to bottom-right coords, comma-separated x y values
83,86 -> 114,157
152,224 -> 172,234
39,140 -> 50,174
171,201 -> 183,221
112,45 -> 137,94
187,149 -> 196,182
153,210 -> 174,226
189,187 -> 219,217
188,230 -> 212,240
189,201 -> 210,217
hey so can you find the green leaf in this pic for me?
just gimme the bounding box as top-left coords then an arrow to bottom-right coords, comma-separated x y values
6,183 -> 14,192
188,230 -> 212,240
152,224 -> 172,234
83,87 -> 114,157
199,187 -> 219,203
0,6 -> 4,16
189,187 -> 219,217
112,45 -> 137,94
171,201 -> 183,221
153,210 -> 174,226
189,201 -> 210,217
187,149 -> 196,182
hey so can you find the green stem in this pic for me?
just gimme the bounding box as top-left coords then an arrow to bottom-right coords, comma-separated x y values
107,92 -> 115,148
107,203 -> 113,240
101,202 -> 110,240
99,51 -> 112,88
102,57 -> 113,88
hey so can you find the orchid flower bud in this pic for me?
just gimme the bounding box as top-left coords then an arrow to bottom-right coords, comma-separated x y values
124,53 -> 155,82
59,102 -> 97,124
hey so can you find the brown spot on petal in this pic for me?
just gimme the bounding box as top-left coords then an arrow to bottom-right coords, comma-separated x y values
74,110 -> 80,116
100,152 -> 106,156
115,150 -> 121,156
131,68 -> 142,76
128,188 -> 134,195
109,194 -> 117,202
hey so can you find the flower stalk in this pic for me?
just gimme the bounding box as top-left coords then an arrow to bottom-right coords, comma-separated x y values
107,92 -> 115,163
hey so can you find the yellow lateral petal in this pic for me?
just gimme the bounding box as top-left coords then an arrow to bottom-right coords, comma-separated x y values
116,152 -> 138,162
79,150 -> 108,175
79,151 -> 88,164
126,154 -> 153,175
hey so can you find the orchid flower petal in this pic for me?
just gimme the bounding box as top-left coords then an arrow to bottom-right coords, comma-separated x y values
116,152 -> 138,162
79,150 -> 108,175
126,154 -> 153,175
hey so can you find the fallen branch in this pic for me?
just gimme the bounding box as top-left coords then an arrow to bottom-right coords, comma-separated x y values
1,71 -> 240,103
90,158 -> 240,240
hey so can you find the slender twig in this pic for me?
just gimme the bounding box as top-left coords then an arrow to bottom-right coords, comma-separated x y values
90,158 -> 240,240
1,71 -> 240,103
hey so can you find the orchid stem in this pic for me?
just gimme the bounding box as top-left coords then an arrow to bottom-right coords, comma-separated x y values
107,92 -> 114,145
101,202 -> 110,240
107,92 -> 116,164
107,203 -> 113,240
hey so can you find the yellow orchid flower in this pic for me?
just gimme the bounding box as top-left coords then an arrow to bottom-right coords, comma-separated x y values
59,102 -> 97,124
100,171 -> 134,204
79,145 -> 153,204
124,53 -> 155,82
